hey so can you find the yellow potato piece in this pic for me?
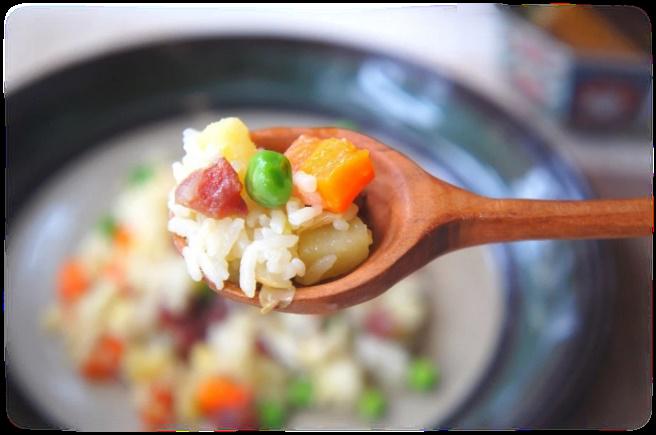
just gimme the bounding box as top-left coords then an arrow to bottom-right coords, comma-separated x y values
124,345 -> 174,383
197,117 -> 256,180
296,217 -> 372,285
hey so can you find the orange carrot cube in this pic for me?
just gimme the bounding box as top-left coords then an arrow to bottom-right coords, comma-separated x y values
285,136 -> 374,213
196,376 -> 252,415
114,225 -> 132,249
57,259 -> 89,303
140,384 -> 174,430
284,135 -> 322,172
81,335 -> 124,380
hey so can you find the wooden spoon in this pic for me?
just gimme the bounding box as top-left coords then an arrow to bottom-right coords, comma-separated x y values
174,127 -> 653,314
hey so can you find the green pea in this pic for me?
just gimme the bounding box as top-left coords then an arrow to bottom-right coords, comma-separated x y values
194,281 -> 214,302
407,358 -> 439,391
128,164 -> 154,185
257,400 -> 287,430
245,151 -> 293,208
287,378 -> 313,408
97,214 -> 117,238
357,389 -> 387,421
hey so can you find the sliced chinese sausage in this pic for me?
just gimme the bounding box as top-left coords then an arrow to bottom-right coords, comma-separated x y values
175,158 -> 247,218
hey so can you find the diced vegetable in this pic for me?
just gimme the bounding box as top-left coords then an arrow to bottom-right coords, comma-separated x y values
57,259 -> 89,303
284,136 -> 374,213
315,358 -> 364,406
194,281 -> 215,303
140,384 -> 174,430
357,389 -> 387,421
284,135 -> 323,172
81,335 -> 124,380
196,376 -> 252,416
287,378 -> 313,408
407,358 -> 439,391
97,214 -> 118,238
296,217 -> 372,285
197,118 -> 257,181
175,158 -> 248,218
114,225 -> 132,249
245,151 -> 293,208
305,140 -> 373,213
125,346 -> 172,383
128,164 -> 154,185
257,400 -> 287,430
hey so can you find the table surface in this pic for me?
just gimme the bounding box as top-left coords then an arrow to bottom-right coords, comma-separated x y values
5,4 -> 652,429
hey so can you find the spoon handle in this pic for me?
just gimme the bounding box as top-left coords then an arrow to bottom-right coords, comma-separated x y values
454,196 -> 653,248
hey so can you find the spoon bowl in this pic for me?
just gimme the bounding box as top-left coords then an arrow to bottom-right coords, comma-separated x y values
174,127 -> 653,314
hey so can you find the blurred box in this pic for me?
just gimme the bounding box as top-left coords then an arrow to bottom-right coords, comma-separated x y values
500,5 -> 651,132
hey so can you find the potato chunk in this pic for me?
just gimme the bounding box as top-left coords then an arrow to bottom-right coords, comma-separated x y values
197,117 -> 256,181
296,217 -> 372,285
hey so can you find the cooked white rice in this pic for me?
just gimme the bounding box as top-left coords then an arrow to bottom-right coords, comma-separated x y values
167,119 -> 365,311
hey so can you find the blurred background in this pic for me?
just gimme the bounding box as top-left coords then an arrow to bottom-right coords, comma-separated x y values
6,4 -> 652,430
6,4 -> 652,194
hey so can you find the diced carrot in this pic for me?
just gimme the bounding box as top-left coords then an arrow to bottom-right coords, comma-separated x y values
114,225 -> 132,249
285,136 -> 374,213
102,256 -> 128,292
284,135 -> 323,172
196,376 -> 252,416
140,383 -> 174,430
320,148 -> 374,213
57,259 -> 89,303
81,335 -> 124,380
